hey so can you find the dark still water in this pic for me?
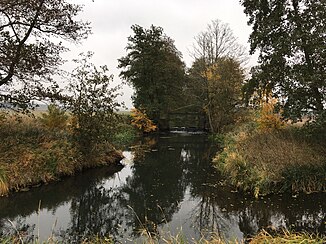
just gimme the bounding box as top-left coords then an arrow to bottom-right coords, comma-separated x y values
0,133 -> 325,243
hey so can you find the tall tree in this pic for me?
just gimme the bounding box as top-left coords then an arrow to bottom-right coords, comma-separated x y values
118,24 -> 186,129
241,0 -> 326,120
186,20 -> 246,132
192,19 -> 247,65
0,0 -> 90,109
202,58 -> 244,133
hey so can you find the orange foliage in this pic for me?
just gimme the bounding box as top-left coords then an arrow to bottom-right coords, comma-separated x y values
130,108 -> 157,133
257,97 -> 284,131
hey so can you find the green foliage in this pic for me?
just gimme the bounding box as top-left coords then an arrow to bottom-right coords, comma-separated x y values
209,133 -> 225,146
118,25 -> 186,127
302,111 -> 326,143
39,104 -> 68,130
0,0 -> 90,110
281,164 -> 326,193
111,121 -> 138,148
64,52 -> 121,153
241,0 -> 326,120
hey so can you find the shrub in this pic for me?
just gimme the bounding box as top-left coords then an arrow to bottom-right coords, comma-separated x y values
63,53 -> 121,153
112,123 -> 138,147
39,104 -> 68,130
302,110 -> 326,143
130,108 -> 157,133
256,98 -> 284,131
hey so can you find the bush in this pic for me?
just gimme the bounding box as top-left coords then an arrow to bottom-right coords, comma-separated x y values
39,104 -> 68,130
130,108 -> 157,133
63,53 -> 121,154
112,123 -> 138,148
256,98 -> 284,131
302,110 -> 326,143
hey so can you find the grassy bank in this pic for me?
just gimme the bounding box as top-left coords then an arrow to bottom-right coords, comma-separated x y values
0,112 -> 124,196
247,229 -> 325,244
1,229 -> 325,243
214,117 -> 326,197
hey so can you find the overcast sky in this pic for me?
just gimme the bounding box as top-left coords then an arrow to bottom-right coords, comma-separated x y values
63,0 -> 257,108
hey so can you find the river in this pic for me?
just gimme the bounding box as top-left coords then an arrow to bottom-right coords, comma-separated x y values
0,133 -> 325,243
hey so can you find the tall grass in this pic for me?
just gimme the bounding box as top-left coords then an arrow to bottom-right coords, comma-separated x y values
0,166 -> 9,196
0,110 -> 122,195
214,119 -> 326,197
248,229 -> 325,244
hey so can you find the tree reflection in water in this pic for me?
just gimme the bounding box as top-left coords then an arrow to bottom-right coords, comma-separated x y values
121,135 -> 187,238
60,183 -> 127,242
0,134 -> 325,242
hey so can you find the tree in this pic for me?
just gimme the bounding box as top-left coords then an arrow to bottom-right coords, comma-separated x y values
241,0 -> 326,120
64,52 -> 121,153
186,20 -> 246,132
192,19 -> 247,65
118,24 -> 186,129
0,0 -> 90,110
202,58 -> 244,133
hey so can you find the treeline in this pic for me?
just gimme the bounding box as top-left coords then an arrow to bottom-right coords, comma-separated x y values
0,0 -> 325,197
2,1 -> 324,134
118,21 -> 247,132
214,0 -> 326,197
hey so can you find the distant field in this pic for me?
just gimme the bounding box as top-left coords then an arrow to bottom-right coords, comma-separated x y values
117,110 -> 131,115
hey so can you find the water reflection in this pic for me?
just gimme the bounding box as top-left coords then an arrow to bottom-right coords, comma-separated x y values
0,134 -> 325,243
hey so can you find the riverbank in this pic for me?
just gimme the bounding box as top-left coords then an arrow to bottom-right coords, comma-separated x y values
1,229 -> 325,243
0,113 -> 124,196
214,119 -> 326,197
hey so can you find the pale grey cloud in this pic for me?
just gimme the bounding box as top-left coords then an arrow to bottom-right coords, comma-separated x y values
63,0 -> 257,108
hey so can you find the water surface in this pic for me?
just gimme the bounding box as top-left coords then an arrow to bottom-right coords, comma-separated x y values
0,133 -> 325,242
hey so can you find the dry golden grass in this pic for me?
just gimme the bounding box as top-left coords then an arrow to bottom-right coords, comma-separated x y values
238,130 -> 326,175
0,113 -> 122,195
0,176 -> 9,196
248,229 -> 325,244
215,121 -> 326,196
